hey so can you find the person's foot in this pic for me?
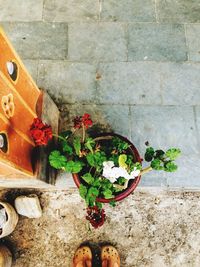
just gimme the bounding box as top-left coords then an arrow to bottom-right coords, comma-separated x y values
72,246 -> 92,267
101,245 -> 120,267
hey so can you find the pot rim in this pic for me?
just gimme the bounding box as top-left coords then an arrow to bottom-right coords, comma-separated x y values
72,132 -> 142,203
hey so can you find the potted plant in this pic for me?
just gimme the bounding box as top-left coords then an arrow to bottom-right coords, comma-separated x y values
30,114 -> 181,228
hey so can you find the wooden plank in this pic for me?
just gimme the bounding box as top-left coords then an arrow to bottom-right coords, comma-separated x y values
0,27 -> 41,114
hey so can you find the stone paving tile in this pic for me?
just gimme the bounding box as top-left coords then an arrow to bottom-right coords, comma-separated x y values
166,155 -> 200,188
23,60 -> 39,83
97,62 -> 161,105
128,23 -> 187,61
1,22 -> 68,60
156,0 -> 200,23
38,61 -> 96,104
100,0 -> 155,22
68,22 -> 127,61
0,0 -> 43,22
185,24 -> 200,62
139,171 -> 167,187
194,106 -> 200,146
130,106 -> 199,155
161,63 -> 200,105
43,0 -> 100,22
59,104 -> 131,139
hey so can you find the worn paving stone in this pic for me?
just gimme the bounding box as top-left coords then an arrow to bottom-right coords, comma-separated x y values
68,22 -> 127,61
38,60 -> 96,105
43,0 -> 100,22
1,22 -> 68,60
166,155 -> 200,188
59,104 -> 131,139
194,106 -> 200,146
161,62 -> 200,105
23,60 -> 39,83
97,62 -> 161,105
139,171 -> 167,187
128,23 -> 187,61
130,106 -> 199,155
185,24 -> 200,62
157,0 -> 200,23
0,0 -> 43,22
100,0 -> 155,22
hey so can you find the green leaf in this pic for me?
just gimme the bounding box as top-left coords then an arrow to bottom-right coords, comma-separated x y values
61,140 -> 73,155
86,151 -> 106,170
65,160 -> 83,173
109,200 -> 116,207
79,184 -> 87,199
73,137 -> 81,156
84,138 -> 95,153
151,159 -> 164,170
103,189 -> 114,199
118,154 -> 127,168
118,177 -> 126,185
132,162 -> 142,170
155,150 -> 165,159
60,130 -> 72,138
88,187 -> 99,197
109,154 -> 119,166
93,179 -> 101,187
112,137 -> 130,153
82,173 -> 94,185
145,147 -> 155,162
164,161 -> 178,172
101,178 -> 113,190
96,201 -> 103,209
166,148 -> 181,160
49,150 -> 67,169
87,187 -> 99,206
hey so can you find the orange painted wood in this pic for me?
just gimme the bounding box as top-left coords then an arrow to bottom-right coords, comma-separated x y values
0,117 -> 34,177
0,27 -> 43,178
0,71 -> 35,141
0,27 -> 41,115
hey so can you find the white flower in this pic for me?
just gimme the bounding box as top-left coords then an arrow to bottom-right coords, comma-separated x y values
102,161 -> 140,184
130,167 -> 140,179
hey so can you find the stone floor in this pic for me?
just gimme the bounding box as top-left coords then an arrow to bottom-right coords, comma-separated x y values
0,0 -> 200,266
1,0 -> 200,187
2,188 -> 200,267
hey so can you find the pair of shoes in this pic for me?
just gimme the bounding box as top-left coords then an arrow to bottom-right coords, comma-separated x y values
72,245 -> 120,267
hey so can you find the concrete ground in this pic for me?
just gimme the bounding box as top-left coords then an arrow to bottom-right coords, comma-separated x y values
0,0 -> 200,266
3,188 -> 200,267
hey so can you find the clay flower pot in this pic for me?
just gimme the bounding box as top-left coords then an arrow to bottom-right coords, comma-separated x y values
72,133 -> 142,203
0,202 -> 18,238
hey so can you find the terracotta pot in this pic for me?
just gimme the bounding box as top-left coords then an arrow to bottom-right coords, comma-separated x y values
0,245 -> 12,267
72,133 -> 142,203
0,202 -> 18,238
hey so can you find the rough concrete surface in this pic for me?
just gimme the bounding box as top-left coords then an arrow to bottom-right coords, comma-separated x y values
1,189 -> 200,267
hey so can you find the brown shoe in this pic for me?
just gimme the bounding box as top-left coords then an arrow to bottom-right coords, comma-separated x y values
72,246 -> 92,267
101,246 -> 120,267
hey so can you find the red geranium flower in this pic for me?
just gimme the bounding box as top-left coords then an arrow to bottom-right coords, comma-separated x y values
73,113 -> 93,129
86,206 -> 106,228
30,118 -> 52,146
73,116 -> 82,129
82,113 -> 93,129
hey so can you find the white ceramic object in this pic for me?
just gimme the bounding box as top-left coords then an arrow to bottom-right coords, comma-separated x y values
0,202 -> 18,238
14,195 -> 42,218
0,246 -> 12,267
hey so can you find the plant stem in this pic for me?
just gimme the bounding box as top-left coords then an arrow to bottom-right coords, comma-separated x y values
93,136 -> 113,142
52,134 -> 66,142
140,166 -> 153,176
82,123 -> 85,143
